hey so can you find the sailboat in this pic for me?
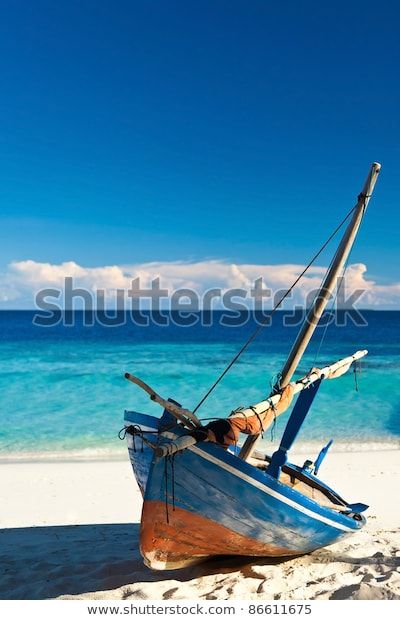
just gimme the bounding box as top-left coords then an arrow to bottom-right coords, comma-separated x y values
122,162 -> 381,570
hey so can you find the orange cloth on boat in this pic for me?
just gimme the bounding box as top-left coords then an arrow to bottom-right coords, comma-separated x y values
205,384 -> 294,448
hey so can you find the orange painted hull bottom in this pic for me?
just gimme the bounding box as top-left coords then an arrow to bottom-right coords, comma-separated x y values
140,500 -> 301,570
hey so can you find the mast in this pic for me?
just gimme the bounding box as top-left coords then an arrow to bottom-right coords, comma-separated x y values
239,162 -> 381,461
278,162 -> 380,388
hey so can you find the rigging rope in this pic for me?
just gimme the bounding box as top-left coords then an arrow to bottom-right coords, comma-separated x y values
192,202 -> 362,414
354,362 -> 360,392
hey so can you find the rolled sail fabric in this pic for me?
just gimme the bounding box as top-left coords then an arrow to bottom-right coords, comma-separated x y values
204,384 -> 294,449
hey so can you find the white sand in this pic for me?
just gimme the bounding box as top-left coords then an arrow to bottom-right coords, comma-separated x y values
0,451 -> 399,600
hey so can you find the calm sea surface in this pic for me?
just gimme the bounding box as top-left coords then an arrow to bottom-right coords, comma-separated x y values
0,310 -> 399,459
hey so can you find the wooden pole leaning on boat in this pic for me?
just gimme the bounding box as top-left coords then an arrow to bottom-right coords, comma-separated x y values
239,162 -> 381,461
124,373 -> 201,430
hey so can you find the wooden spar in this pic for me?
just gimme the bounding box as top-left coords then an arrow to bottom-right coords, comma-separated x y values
239,162 -> 380,461
230,349 -> 367,420
124,373 -> 201,429
155,434 -> 201,457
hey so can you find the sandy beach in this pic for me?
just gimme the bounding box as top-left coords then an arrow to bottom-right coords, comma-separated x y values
0,450 -> 399,600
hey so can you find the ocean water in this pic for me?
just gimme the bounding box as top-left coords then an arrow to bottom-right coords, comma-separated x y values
0,310 -> 399,460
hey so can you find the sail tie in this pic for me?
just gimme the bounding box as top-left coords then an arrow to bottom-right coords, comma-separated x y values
250,406 -> 265,437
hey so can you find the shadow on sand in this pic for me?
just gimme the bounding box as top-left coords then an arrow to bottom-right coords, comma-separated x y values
1,523 -> 399,599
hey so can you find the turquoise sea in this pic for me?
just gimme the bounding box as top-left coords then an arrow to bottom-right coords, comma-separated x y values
0,311 -> 399,460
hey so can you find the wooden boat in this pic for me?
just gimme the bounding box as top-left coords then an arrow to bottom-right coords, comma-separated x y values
122,163 -> 381,570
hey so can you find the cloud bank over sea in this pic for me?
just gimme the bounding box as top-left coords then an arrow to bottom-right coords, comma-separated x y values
1,259 -> 400,309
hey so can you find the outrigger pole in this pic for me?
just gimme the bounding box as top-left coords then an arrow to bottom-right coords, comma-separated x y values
238,162 -> 381,461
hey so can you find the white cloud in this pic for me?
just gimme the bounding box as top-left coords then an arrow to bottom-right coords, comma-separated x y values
0,258 -> 399,309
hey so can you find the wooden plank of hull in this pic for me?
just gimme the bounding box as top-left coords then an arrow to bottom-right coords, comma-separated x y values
140,500 -> 302,570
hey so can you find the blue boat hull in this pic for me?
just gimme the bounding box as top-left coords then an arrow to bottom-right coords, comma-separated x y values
124,411 -> 365,569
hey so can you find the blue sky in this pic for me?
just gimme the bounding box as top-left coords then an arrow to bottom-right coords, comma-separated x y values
0,1 -> 399,307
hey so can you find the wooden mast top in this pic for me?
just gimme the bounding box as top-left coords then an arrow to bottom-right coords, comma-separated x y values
239,162 -> 381,461
279,162 -> 380,388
